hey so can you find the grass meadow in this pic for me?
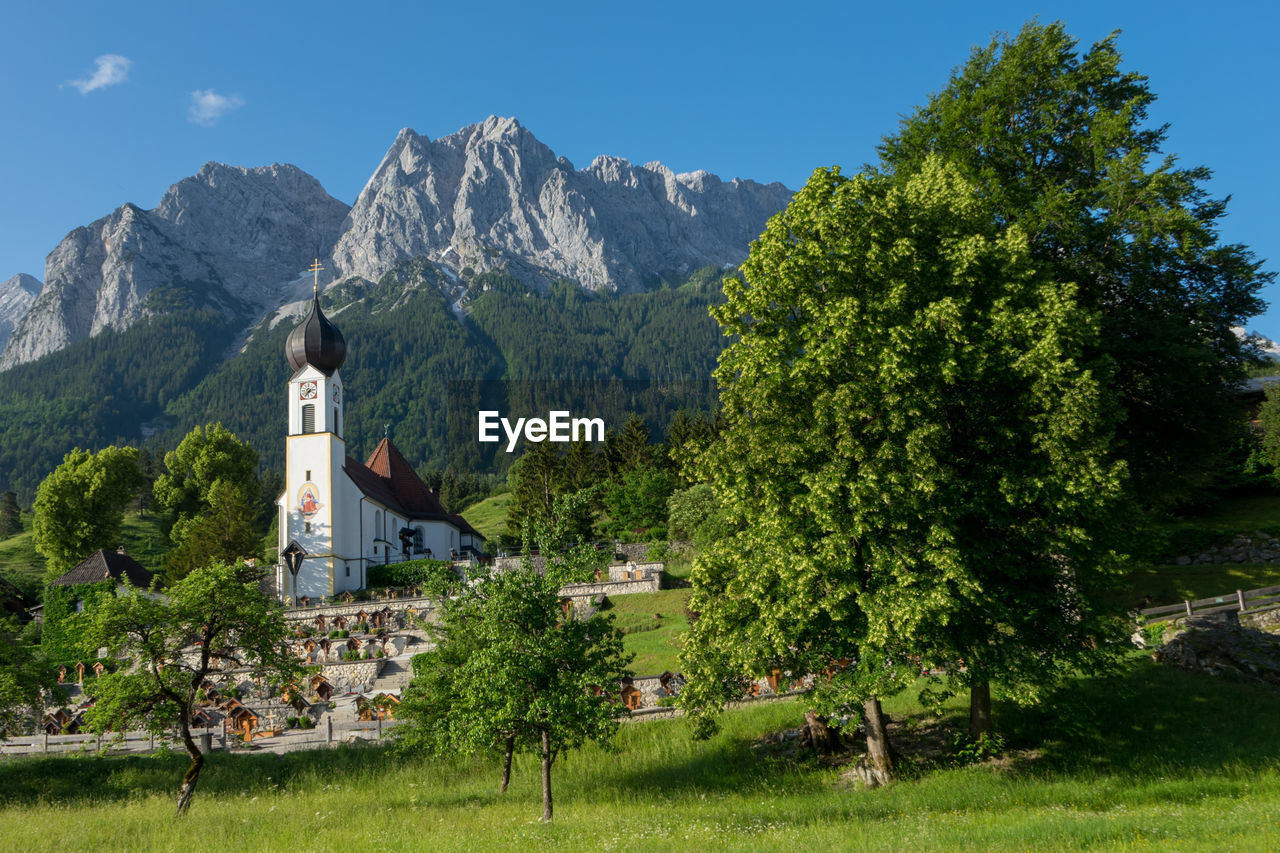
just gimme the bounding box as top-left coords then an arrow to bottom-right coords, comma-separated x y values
460,493 -> 512,542
604,587 -> 691,675
2,654 -> 1278,851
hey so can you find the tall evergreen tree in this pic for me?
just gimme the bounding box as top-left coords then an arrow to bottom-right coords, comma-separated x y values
0,491 -> 19,539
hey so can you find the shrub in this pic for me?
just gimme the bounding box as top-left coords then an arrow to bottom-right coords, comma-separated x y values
367,559 -> 458,597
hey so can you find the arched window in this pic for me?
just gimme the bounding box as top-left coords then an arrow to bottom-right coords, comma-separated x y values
301,404 -> 315,434
334,407 -> 340,437
374,510 -> 382,545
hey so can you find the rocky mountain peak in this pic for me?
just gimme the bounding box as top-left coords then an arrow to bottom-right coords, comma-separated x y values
0,164 -> 349,370
1,117 -> 794,371
331,119 -> 793,291
0,273 -> 40,353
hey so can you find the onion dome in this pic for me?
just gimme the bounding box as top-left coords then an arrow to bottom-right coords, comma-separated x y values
285,296 -> 346,375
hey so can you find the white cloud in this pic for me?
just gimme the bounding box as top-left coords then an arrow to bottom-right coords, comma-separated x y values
66,54 -> 132,94
188,89 -> 245,126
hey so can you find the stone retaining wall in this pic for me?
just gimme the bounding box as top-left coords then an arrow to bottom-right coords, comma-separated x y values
1174,533 -> 1280,566
285,597 -> 437,622
562,577 -> 661,598
317,658 -> 385,692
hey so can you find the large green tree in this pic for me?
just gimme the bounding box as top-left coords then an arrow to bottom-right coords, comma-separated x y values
877,21 -> 1272,508
678,158 -> 1126,781
32,446 -> 143,578
154,424 -> 263,584
82,560 -> 297,816
154,422 -> 259,528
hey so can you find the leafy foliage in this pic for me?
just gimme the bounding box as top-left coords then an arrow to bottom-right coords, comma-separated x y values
365,558 -> 457,597
601,469 -> 675,541
39,579 -> 116,662
680,159 -> 1126,746
82,560 -> 298,815
153,424 -> 263,585
0,615 -> 64,736
32,446 -> 143,579
666,483 -> 724,544
399,522 -> 630,821
877,21 -> 1273,508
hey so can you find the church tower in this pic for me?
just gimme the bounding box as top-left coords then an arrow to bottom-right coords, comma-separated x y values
279,263 -> 347,601
275,262 -> 486,605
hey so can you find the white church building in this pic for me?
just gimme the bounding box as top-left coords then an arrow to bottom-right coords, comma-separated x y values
274,289 -> 484,603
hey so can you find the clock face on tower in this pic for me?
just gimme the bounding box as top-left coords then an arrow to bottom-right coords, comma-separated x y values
333,385 -> 340,403
299,381 -> 318,400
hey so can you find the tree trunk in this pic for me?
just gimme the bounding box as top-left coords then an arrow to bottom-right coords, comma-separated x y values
858,696 -> 895,788
803,710 -> 842,754
540,728 -> 553,823
500,736 -> 514,794
969,681 -> 992,741
175,718 -> 204,816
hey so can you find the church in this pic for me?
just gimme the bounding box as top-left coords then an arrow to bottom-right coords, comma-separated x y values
274,279 -> 484,602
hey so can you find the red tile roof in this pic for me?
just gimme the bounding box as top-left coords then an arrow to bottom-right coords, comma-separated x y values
344,438 -> 484,539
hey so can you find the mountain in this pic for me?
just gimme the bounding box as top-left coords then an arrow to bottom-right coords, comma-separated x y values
0,164 -> 349,369
331,116 -> 793,293
0,118 -> 793,499
0,274 -> 40,353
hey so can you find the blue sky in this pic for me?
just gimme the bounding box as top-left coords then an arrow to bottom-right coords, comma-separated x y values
3,1 -> 1277,335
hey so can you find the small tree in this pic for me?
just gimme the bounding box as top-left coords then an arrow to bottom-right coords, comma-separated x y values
83,560 -> 298,816
33,446 -> 143,578
400,526 -> 630,821
602,468 -> 675,541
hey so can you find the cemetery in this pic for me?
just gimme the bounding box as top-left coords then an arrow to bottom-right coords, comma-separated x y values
1,546 -> 703,756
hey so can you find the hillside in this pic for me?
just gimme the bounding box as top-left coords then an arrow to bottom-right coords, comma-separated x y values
0,264 -> 727,501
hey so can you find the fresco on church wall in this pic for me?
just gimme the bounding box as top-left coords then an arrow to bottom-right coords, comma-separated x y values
297,482 -> 322,518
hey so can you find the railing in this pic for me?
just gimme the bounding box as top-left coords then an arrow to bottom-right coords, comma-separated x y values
0,727 -> 222,757
1140,583 -> 1280,624
0,719 -> 404,757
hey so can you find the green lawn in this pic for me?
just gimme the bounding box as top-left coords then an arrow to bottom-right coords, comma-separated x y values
0,511 -> 43,599
1126,562 -> 1280,606
2,655 -> 1278,851
1124,492 -> 1280,606
1168,493 -> 1280,535
461,492 -> 512,542
604,588 -> 691,675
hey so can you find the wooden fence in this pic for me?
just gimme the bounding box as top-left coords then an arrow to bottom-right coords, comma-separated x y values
1140,583 -> 1280,624
0,719 -> 401,758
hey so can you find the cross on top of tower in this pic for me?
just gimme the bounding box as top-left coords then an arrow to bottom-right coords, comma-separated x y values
309,259 -> 324,297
